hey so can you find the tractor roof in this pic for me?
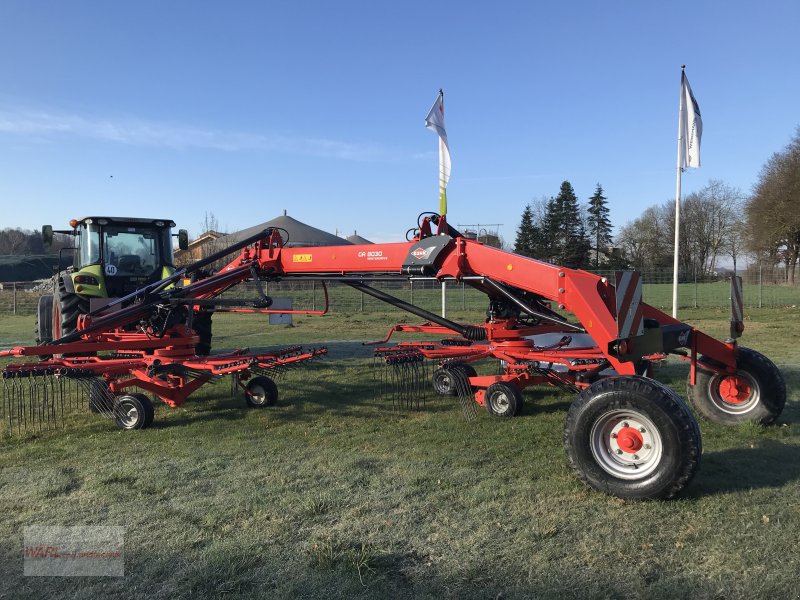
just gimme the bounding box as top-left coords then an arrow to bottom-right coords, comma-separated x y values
73,217 -> 176,227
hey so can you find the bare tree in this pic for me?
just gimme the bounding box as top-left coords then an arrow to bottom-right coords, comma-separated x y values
746,127 -> 800,283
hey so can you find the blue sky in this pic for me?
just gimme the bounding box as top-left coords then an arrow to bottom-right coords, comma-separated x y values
1,1 -> 798,244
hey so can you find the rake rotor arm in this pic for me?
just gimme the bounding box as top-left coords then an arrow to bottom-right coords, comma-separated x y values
245,234 -> 736,372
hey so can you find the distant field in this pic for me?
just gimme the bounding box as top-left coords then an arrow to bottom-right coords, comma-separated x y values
1,308 -> 799,599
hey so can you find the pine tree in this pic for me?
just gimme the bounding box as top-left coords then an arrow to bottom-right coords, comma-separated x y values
514,204 -> 536,257
586,183 -> 613,269
547,181 -> 589,267
539,197 -> 560,262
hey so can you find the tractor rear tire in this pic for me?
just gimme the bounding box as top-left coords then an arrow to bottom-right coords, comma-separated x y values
485,382 -> 522,418
54,276 -> 90,339
565,376 -> 701,500
193,310 -> 213,356
245,376 -> 278,408
686,346 -> 786,425
35,294 -> 54,345
113,393 -> 155,430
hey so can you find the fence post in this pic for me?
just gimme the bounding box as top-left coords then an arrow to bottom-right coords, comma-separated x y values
13,282 -> 17,316
441,281 -> 446,318
758,265 -> 763,309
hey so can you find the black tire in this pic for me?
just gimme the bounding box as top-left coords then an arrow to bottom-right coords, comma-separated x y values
485,382 -> 522,418
432,364 -> 476,396
245,376 -> 278,408
193,310 -> 213,356
54,275 -> 90,339
35,294 -> 54,344
89,379 -> 113,413
433,368 -> 458,396
565,376 -> 701,500
113,393 -> 155,430
458,364 -> 477,379
687,346 -> 786,425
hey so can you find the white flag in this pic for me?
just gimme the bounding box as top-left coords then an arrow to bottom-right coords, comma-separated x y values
679,71 -> 702,169
425,91 -> 451,215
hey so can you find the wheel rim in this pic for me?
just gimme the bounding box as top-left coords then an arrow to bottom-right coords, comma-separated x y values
438,373 -> 452,390
248,385 -> 266,405
118,400 -> 139,428
589,409 -> 663,480
490,390 -> 511,414
708,370 -> 760,415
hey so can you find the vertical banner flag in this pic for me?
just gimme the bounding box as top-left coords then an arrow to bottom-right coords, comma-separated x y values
425,90 -> 451,216
679,71 -> 702,169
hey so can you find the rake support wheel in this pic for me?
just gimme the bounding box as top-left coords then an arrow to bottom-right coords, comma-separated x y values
113,393 -> 155,430
432,364 -> 476,396
687,346 -> 786,425
245,376 -> 278,408
565,376 -> 701,500
485,382 -> 522,418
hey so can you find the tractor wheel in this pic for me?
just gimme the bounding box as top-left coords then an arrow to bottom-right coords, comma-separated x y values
113,393 -> 155,430
245,376 -> 278,408
485,382 -> 523,418
193,310 -> 213,356
564,376 -> 701,500
35,294 -> 54,344
687,347 -> 786,425
53,276 -> 90,339
89,380 -> 113,413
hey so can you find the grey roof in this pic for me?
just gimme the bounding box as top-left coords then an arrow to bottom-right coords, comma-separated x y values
346,233 -> 373,245
218,214 -> 352,248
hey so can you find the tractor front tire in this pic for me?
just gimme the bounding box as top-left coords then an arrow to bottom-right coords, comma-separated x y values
565,376 -> 701,500
193,310 -> 213,356
54,276 -> 90,339
35,294 -> 54,345
245,376 -> 278,408
687,346 -> 786,425
113,393 -> 155,430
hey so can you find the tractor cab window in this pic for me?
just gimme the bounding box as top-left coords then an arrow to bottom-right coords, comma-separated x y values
103,226 -> 161,276
77,223 -> 101,269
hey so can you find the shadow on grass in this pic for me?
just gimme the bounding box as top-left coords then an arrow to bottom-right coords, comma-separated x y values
690,439 -> 800,497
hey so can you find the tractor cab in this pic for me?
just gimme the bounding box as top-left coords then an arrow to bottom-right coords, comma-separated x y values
38,217 -> 189,342
45,216 -> 189,298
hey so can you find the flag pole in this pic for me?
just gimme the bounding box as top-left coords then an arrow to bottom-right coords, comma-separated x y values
438,88 -> 447,217
671,65 -> 686,318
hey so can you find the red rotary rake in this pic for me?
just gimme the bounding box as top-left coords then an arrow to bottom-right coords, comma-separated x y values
1,230 -> 326,433
1,213 -> 787,500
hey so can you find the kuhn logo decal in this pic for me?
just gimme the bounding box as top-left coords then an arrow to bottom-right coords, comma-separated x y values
411,246 -> 435,260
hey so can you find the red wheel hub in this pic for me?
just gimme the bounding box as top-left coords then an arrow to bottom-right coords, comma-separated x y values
616,427 -> 644,453
719,375 -> 752,404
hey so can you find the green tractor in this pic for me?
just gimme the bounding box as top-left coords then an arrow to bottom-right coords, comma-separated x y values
37,216 -> 212,354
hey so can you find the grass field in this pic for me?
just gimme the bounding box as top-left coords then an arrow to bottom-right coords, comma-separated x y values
1,308 -> 799,599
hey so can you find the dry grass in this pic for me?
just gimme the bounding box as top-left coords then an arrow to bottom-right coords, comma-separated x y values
0,307 -> 799,599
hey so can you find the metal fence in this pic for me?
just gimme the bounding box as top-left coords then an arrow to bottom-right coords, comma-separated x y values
2,269 -> 799,317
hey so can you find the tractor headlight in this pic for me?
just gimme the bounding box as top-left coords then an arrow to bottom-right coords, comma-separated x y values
74,275 -> 99,286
